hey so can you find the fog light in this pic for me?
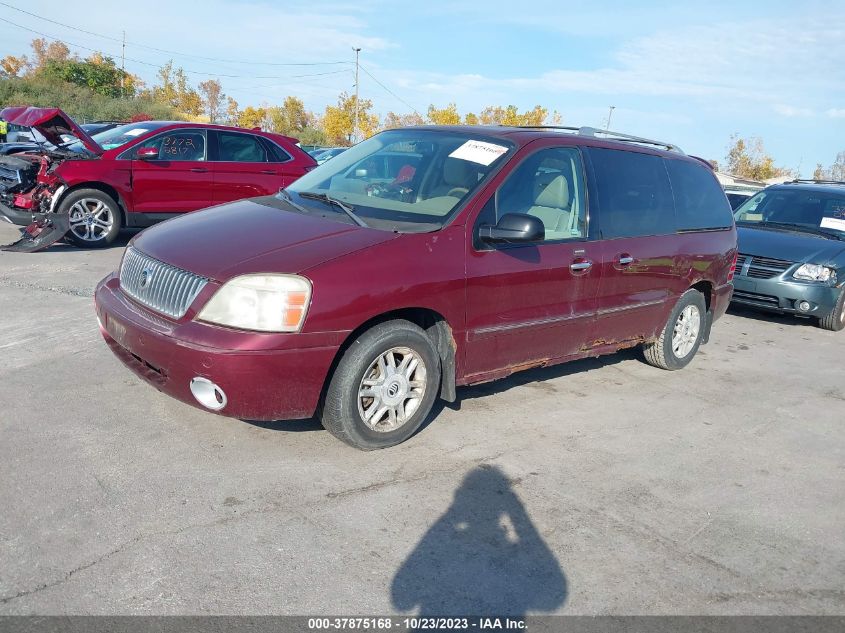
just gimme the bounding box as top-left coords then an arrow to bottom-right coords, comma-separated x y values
797,301 -> 811,312
190,377 -> 227,411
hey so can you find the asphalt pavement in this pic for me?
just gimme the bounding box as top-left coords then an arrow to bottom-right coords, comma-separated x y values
0,221 -> 842,615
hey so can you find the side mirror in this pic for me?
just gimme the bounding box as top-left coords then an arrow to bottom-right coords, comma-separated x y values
136,146 -> 159,160
479,213 -> 545,244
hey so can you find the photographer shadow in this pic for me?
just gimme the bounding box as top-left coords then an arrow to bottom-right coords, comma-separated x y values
391,465 -> 567,617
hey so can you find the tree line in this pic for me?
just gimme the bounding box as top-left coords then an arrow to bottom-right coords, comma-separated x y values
1,38 -> 841,180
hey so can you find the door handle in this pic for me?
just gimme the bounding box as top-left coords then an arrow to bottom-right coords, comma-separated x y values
189,167 -> 208,173
570,259 -> 593,272
260,169 -> 277,175
618,255 -> 635,266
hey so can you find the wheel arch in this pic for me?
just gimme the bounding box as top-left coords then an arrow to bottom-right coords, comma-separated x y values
57,182 -> 126,224
688,280 -> 713,342
320,307 -> 457,410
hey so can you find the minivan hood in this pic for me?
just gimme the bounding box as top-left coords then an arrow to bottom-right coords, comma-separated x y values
132,197 -> 398,281
0,106 -> 103,155
737,225 -> 845,265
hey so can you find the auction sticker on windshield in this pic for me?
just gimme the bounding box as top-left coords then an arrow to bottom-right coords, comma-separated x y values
821,217 -> 845,231
449,140 -> 508,166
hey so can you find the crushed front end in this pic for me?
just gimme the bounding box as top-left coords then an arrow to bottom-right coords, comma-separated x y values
0,152 -> 69,252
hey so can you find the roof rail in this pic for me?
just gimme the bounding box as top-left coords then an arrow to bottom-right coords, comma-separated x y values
786,178 -> 845,186
506,125 -> 685,154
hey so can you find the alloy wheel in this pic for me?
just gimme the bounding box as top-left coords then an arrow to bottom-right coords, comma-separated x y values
68,198 -> 113,242
357,346 -> 427,432
671,305 -> 701,358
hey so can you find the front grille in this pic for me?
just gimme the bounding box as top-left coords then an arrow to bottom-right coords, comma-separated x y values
732,290 -> 780,306
119,247 -> 208,319
736,253 -> 794,279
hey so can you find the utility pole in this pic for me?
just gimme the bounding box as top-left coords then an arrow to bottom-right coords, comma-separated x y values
605,105 -> 615,130
352,47 -> 361,144
120,30 -> 126,98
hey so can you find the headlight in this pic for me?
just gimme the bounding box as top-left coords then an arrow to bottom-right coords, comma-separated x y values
793,264 -> 835,283
197,274 -> 311,332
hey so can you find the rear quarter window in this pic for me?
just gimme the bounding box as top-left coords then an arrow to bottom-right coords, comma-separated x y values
666,159 -> 733,230
589,148 -> 674,239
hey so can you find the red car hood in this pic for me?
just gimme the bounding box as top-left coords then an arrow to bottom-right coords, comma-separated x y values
132,197 -> 398,281
0,106 -> 103,155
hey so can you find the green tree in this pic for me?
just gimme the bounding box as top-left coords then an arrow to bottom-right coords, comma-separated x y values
427,103 -> 461,125
383,111 -> 424,129
198,79 -> 224,123
29,38 -> 71,71
464,112 -> 479,125
0,55 -> 28,78
40,55 -> 135,99
479,104 -> 547,126
237,105 -> 266,129
725,135 -> 795,181
814,151 -> 845,181
225,96 -> 240,125
323,92 -> 378,145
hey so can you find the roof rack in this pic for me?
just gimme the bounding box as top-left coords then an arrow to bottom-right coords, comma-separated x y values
506,125 -> 685,154
786,179 -> 845,186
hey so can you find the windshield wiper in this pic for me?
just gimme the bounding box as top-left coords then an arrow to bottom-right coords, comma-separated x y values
297,191 -> 369,228
755,221 -> 845,241
277,188 -> 309,215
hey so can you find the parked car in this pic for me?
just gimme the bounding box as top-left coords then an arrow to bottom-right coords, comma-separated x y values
314,147 -> 346,164
0,121 -> 124,156
724,188 -> 756,210
94,125 -> 737,449
0,107 -> 316,251
731,179 -> 845,330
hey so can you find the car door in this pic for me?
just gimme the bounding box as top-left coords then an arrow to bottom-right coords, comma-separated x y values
464,144 -> 601,379
211,130 -> 293,204
586,147 -> 683,343
130,128 -> 213,214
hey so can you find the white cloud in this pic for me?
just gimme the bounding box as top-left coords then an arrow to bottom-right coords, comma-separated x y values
827,108 -> 845,118
773,105 -> 815,117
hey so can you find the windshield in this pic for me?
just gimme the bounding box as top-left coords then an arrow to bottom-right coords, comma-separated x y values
285,129 -> 514,231
734,187 -> 845,237
62,121 -> 171,154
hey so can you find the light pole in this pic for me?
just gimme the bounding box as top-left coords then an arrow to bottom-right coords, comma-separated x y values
605,105 -> 615,130
353,47 -> 361,144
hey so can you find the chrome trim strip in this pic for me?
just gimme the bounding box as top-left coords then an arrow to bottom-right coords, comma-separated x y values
471,311 -> 593,336
596,298 -> 666,316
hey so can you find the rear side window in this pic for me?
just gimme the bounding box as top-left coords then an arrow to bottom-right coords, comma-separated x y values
589,148 -> 674,239
217,131 -> 269,162
667,159 -> 733,230
137,130 -> 207,161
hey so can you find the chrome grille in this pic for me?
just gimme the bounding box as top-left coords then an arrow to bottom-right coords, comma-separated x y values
736,253 -> 794,279
119,247 -> 208,319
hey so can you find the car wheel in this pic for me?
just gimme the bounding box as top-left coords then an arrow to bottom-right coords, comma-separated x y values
643,289 -> 707,370
818,289 -> 845,332
61,188 -> 121,248
320,320 -> 441,450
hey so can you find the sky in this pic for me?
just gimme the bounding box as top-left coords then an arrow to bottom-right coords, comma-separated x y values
1,0 -> 843,175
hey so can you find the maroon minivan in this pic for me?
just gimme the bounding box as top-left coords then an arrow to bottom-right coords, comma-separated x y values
94,126 -> 737,449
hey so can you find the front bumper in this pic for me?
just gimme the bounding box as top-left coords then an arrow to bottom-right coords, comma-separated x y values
0,200 -> 34,226
94,273 -> 342,421
731,275 -> 841,316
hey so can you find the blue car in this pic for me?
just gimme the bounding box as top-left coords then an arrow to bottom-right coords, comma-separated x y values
732,180 -> 845,331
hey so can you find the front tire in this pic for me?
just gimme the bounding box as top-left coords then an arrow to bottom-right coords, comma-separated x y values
61,188 -> 121,248
643,289 -> 707,370
818,289 -> 845,332
321,320 -> 441,450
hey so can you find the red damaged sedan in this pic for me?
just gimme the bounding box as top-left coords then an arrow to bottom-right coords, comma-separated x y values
94,125 -> 736,449
0,107 -> 315,251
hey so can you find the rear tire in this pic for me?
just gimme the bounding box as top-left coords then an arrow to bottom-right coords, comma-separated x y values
643,289 -> 707,370
320,320 -> 441,450
818,289 -> 845,332
61,188 -> 121,248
